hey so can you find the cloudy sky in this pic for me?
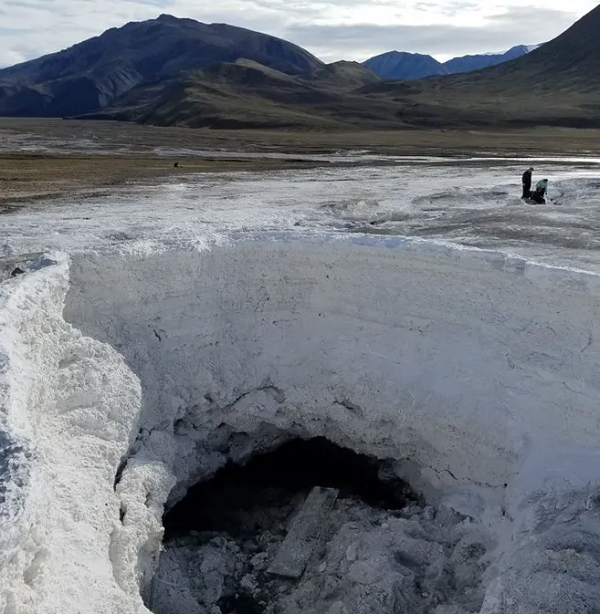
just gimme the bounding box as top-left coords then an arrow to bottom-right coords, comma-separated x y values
0,0 -> 597,67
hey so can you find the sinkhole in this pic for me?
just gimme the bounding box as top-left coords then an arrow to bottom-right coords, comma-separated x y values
148,438 -> 488,614
30,242 -> 596,614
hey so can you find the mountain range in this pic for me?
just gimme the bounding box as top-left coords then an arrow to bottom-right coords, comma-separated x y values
363,45 -> 539,80
443,45 -> 541,74
0,7 -> 598,129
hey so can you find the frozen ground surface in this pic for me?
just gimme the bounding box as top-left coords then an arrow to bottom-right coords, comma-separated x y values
3,159 -> 600,270
2,158 -> 600,614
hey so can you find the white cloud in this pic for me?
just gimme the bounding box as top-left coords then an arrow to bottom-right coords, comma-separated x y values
0,0 -> 597,67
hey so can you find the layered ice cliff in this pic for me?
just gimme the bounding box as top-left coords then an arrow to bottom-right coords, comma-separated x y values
1,234 -> 600,613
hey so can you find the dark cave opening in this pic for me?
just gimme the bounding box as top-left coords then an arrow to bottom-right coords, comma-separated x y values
163,436 -> 418,541
150,439 -> 487,614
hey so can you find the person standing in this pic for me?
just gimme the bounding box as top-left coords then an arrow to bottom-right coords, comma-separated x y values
522,167 -> 534,199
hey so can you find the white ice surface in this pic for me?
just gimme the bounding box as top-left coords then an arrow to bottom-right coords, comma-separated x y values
2,160 -> 600,613
3,161 -> 600,270
0,256 -> 146,613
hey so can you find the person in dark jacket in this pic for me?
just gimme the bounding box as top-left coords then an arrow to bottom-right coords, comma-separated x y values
522,167 -> 534,198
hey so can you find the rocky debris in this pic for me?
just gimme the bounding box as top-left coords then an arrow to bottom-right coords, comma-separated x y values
150,494 -> 489,614
267,486 -> 339,579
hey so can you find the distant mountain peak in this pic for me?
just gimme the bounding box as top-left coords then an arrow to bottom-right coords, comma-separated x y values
364,43 -> 544,80
443,44 -> 541,75
370,50 -> 435,60
363,50 -> 448,80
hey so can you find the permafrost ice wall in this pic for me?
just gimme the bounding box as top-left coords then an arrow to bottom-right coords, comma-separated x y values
1,235 -> 600,613
0,257 -> 145,613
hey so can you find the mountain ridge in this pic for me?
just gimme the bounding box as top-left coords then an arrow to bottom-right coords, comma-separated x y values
358,5 -> 600,128
443,44 -> 540,74
362,44 -> 540,80
1,8 -> 599,129
0,15 -> 323,117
